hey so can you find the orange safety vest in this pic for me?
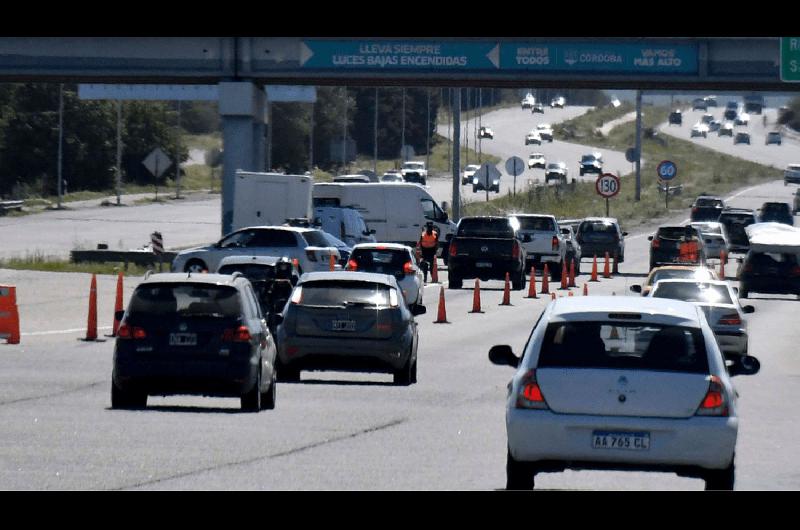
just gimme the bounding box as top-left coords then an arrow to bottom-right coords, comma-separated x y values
678,240 -> 699,262
420,231 -> 438,249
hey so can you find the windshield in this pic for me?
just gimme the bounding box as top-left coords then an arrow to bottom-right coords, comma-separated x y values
538,322 -> 709,373
652,282 -> 733,305
403,163 -> 424,170
298,281 -> 392,307
128,284 -> 241,318
513,216 -> 556,231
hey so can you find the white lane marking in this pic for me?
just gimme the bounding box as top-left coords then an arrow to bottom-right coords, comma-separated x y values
22,326 -> 113,337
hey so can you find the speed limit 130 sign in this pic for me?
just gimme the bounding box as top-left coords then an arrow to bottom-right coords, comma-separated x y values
596,173 -> 620,198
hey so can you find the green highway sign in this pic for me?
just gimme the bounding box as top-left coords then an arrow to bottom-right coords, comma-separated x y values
781,37 -> 800,82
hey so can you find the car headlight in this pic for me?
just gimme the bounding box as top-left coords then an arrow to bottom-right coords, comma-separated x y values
473,178 -> 479,184
492,180 -> 500,185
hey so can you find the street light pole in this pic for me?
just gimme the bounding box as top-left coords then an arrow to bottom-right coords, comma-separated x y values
426,88 -> 431,173
57,83 -> 64,209
116,100 -> 122,206
374,87 -> 379,176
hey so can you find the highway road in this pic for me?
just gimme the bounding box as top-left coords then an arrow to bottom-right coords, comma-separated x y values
1,176 -> 798,490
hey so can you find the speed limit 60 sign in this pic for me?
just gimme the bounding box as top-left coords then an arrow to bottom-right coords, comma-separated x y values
596,173 -> 620,198
657,160 -> 677,181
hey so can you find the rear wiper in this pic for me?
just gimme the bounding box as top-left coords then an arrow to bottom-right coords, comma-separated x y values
343,301 -> 378,308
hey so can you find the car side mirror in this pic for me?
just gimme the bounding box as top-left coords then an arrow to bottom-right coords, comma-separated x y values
742,305 -> 755,314
114,310 -> 126,321
411,304 -> 427,316
630,285 -> 642,293
489,345 -> 519,368
647,236 -> 653,241
728,355 -> 760,377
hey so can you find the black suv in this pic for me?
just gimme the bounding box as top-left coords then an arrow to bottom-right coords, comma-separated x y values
447,216 -> 526,290
648,225 -> 707,270
738,251 -> 800,299
575,217 -> 627,263
111,272 -> 277,412
668,110 -> 682,126
759,202 -> 794,226
718,208 -> 757,254
579,154 -> 602,176
690,195 -> 725,222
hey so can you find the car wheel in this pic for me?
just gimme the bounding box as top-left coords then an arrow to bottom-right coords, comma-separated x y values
276,358 -> 301,383
506,449 -> 535,490
261,370 -> 276,410
704,459 -> 735,491
111,380 -> 147,410
240,365 -> 262,412
473,186 -> 478,193
184,259 -> 208,273
393,351 -> 414,386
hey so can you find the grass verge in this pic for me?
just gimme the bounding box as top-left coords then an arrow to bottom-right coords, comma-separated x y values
0,254 -> 153,277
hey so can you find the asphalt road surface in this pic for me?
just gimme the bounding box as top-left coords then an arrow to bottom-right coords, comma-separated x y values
1,177 -> 798,490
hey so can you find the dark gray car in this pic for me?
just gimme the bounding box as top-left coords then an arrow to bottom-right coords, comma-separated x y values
275,272 -> 425,385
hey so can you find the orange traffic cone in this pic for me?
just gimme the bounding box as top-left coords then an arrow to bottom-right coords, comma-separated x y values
83,274 -> 98,341
568,259 -> 576,288
0,285 -> 20,344
610,325 -> 620,339
719,251 -> 726,278
559,261 -> 568,290
603,252 -> 611,279
470,279 -> 484,313
541,264 -> 550,294
434,286 -> 449,324
431,258 -> 439,283
590,255 -> 599,282
526,266 -> 538,299
111,271 -> 124,337
583,283 -> 589,296
329,253 -> 336,271
500,273 -> 512,306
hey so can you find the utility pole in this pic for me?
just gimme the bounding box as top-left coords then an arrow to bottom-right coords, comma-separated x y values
309,102 -> 314,173
446,88 -> 451,173
635,90 -> 643,201
478,88 -> 482,163
57,83 -> 64,209
374,87 -> 379,176
175,100 -> 182,199
401,87 -> 406,162
464,88 -> 469,166
342,86 -> 347,172
452,88 -> 461,223
426,88 -> 431,173
116,101 -> 122,206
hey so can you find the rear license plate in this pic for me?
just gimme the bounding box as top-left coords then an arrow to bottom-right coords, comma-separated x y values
476,262 -> 492,268
592,431 -> 650,451
331,319 -> 356,331
169,333 -> 197,346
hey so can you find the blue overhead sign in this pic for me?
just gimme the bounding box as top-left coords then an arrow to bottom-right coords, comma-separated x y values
300,40 -> 500,70
502,42 -> 698,74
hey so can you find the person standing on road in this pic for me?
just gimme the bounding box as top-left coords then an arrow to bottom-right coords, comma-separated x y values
678,226 -> 700,264
417,221 -> 440,283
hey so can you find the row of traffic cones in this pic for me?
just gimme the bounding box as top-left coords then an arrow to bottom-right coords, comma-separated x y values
433,253 -> 621,324
81,271 -> 125,342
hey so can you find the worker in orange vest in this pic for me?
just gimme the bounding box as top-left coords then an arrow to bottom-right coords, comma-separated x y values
417,221 -> 440,283
678,226 -> 700,263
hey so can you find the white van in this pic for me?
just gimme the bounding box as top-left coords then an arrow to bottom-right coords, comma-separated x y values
312,182 -> 457,256
232,171 -> 313,231
313,206 -> 377,247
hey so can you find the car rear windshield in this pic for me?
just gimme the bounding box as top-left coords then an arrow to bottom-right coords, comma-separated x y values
538,322 -> 709,373
747,252 -> 798,267
298,280 -> 392,307
302,230 -> 333,247
128,284 -> 242,318
657,227 -> 694,240
579,221 -> 618,237
762,203 -> 790,214
218,264 -> 276,282
513,216 -> 556,232
695,198 -> 723,207
457,218 -> 513,238
721,213 -> 755,224
648,269 -> 715,285
351,249 -> 409,274
651,283 -> 733,305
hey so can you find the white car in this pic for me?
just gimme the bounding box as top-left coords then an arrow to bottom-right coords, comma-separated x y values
521,93 -> 535,109
536,124 -> 554,142
691,122 -> 709,138
479,126 -> 494,139
648,279 -> 754,360
489,296 -> 760,490
689,222 -> 730,260
734,113 -> 750,126
462,164 -> 481,185
525,131 -> 542,146
528,153 -> 546,170
346,243 -> 424,306
550,96 -> 565,108
171,226 -> 341,275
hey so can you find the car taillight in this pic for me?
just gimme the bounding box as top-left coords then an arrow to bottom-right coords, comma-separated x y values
117,323 -> 147,340
718,313 -> 742,326
290,286 -> 303,305
692,207 -> 699,213
551,236 -> 559,251
516,370 -> 549,410
512,241 -> 520,259
305,249 -> 318,262
347,259 -> 358,271
791,266 -> 800,277
695,375 -> 729,417
651,239 -> 660,249
449,242 -> 457,257
743,263 -> 753,273
403,261 -> 415,275
222,325 -> 252,343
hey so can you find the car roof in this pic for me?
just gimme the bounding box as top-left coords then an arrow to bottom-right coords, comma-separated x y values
299,271 -> 399,288
352,242 -> 412,251
139,272 -> 247,287
217,255 -> 284,266
547,296 -> 702,326
237,225 -> 315,233
582,217 -> 619,224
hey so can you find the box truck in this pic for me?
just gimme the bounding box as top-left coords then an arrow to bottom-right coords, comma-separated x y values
312,182 -> 457,260
232,171 -> 313,232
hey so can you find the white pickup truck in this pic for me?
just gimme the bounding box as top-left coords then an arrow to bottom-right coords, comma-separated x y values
784,163 -> 800,186
401,161 -> 428,185
508,213 -> 568,280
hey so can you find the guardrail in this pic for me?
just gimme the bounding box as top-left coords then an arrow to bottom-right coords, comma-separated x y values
0,200 -> 24,215
70,250 -> 178,270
